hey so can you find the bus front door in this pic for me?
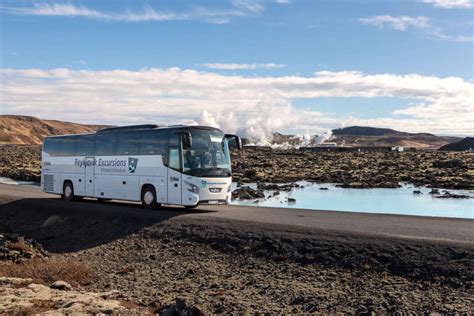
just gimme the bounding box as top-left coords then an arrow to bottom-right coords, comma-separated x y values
167,147 -> 182,205
85,157 -> 95,197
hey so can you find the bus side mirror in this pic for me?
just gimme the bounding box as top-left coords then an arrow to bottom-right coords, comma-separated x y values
236,136 -> 242,150
182,132 -> 192,149
225,134 -> 242,150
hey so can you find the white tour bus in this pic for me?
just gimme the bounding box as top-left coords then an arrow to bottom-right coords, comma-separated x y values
41,124 -> 242,209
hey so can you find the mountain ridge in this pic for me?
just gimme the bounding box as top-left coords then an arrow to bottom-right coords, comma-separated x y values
329,126 -> 460,149
0,115 -> 108,145
439,137 -> 474,151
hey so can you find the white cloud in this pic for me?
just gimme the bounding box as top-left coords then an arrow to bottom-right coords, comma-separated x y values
429,30 -> 474,42
5,2 -> 252,23
359,15 -> 430,31
231,0 -> 264,13
359,15 -> 473,42
1,68 -> 473,139
420,0 -> 474,9
203,63 -> 285,70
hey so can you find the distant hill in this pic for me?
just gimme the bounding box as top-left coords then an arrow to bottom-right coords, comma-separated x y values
330,126 -> 460,149
439,137 -> 474,151
332,126 -> 408,137
0,115 -> 108,145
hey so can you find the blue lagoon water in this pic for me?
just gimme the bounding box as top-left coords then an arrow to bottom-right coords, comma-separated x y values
231,182 -> 474,219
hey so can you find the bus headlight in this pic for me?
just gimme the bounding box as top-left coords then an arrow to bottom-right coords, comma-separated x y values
184,181 -> 199,193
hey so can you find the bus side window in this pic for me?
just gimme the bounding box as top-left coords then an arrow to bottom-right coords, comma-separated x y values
116,131 -> 140,155
139,130 -> 167,164
168,148 -> 180,170
43,138 -> 59,156
58,137 -> 76,156
75,135 -> 96,156
95,133 -> 117,156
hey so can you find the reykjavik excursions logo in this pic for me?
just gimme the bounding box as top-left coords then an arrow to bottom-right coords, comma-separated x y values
74,157 -> 139,173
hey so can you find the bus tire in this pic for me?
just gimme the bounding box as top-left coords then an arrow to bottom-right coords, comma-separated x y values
62,181 -> 75,202
141,185 -> 160,209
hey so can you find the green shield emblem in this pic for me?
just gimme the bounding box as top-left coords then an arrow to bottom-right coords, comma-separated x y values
128,157 -> 138,173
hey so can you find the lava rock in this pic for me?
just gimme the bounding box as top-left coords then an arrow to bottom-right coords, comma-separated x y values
51,280 -> 72,291
231,186 -> 265,200
433,159 -> 465,169
159,297 -> 204,316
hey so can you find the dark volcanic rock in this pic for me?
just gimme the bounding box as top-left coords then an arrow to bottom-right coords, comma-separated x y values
231,148 -> 474,190
0,233 -> 47,262
433,159 -> 465,169
158,298 -> 204,316
436,192 -> 471,199
0,145 -> 41,182
231,186 -> 265,200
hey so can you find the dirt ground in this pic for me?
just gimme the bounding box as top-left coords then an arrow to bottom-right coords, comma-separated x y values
0,194 -> 472,313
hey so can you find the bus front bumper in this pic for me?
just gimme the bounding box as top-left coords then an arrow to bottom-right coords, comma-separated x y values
184,192 -> 231,206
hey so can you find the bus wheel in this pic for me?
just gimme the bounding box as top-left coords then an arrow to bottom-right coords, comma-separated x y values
141,185 -> 160,209
62,181 -> 75,202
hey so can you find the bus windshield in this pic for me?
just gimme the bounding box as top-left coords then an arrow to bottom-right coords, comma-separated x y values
182,129 -> 232,178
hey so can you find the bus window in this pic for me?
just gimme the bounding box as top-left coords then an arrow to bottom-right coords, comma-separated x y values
95,133 -> 117,156
168,147 -> 180,170
168,131 -> 179,147
139,130 -> 167,156
58,137 -> 76,156
116,131 -> 140,155
43,138 -> 59,156
75,135 -> 96,156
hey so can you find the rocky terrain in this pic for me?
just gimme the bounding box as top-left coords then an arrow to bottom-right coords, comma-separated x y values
0,144 -> 41,182
0,197 -> 472,314
0,277 -> 144,314
0,230 -> 200,314
1,144 -> 473,191
0,115 -> 107,145
232,147 -> 474,189
0,233 -> 47,262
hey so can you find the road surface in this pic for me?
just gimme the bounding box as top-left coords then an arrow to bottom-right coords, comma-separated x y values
0,183 -> 472,245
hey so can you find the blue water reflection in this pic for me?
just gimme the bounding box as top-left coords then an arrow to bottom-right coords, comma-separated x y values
231,182 -> 474,219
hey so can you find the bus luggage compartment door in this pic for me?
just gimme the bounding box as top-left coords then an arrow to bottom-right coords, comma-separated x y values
167,147 -> 182,205
85,157 -> 95,197
167,169 -> 182,205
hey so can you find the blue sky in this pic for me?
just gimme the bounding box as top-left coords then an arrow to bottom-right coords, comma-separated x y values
0,0 -> 473,138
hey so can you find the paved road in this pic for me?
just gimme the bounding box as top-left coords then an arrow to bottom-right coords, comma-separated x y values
0,183 -> 472,245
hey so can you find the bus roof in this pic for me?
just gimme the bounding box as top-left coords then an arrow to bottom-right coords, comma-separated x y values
44,124 -> 222,139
